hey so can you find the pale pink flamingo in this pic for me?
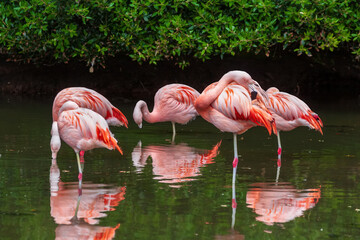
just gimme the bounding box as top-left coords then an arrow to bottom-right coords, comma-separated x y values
131,141 -> 221,187
266,87 -> 323,166
51,87 -> 128,159
246,182 -> 321,225
194,70 -> 277,184
56,101 -> 122,181
133,84 -> 200,142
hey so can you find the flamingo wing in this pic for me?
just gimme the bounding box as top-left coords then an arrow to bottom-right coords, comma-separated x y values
268,91 -> 322,133
211,84 -> 276,134
53,87 -> 128,127
153,84 -> 200,123
58,109 -> 122,153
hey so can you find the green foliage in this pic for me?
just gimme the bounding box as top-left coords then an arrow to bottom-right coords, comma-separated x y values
0,0 -> 359,67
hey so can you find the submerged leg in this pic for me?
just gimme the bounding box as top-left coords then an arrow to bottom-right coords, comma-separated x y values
232,133 -> 238,185
171,122 -> 176,143
231,170 -> 237,229
277,131 -> 282,167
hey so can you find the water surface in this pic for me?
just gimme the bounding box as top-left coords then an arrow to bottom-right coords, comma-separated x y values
0,97 -> 359,239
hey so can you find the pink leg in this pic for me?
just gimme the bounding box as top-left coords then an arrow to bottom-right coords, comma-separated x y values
80,151 -> 85,157
277,147 -> 282,167
78,173 -> 83,181
233,157 -> 238,168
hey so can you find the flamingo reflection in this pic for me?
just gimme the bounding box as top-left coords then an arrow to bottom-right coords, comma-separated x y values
50,160 -> 125,239
132,141 -> 221,187
246,182 -> 321,225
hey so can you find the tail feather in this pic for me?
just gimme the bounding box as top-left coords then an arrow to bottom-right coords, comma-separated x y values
249,107 -> 277,135
303,111 -> 323,135
96,124 -> 123,154
105,107 -> 128,128
112,107 -> 128,128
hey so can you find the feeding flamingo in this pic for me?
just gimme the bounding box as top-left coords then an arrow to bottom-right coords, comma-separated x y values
133,84 -> 200,142
56,101 -> 123,181
266,87 -> 323,166
51,87 -> 128,159
194,70 -> 277,184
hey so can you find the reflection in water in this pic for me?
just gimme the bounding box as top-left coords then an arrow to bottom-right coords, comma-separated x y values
246,182 -> 321,225
50,160 -> 125,239
132,141 -> 221,187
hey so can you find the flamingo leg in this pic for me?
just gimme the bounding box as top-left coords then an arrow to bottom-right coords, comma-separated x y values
231,170 -> 237,229
171,122 -> 176,143
277,131 -> 282,167
232,133 -> 238,185
76,152 -> 83,181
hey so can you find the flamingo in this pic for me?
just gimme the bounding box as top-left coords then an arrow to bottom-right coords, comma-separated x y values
266,87 -> 323,166
194,70 -> 277,184
133,84 -> 200,142
56,101 -> 123,181
51,87 -> 128,159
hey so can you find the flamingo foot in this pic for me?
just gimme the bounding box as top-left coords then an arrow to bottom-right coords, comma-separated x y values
232,198 -> 237,209
78,173 -> 83,181
80,151 -> 85,157
232,158 -> 238,168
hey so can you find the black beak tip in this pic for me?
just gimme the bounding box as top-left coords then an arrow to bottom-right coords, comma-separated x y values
251,91 -> 258,100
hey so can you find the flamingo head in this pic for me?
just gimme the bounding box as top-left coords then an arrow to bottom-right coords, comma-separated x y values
133,100 -> 145,128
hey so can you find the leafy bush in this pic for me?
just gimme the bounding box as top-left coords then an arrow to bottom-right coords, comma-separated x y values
1,0 -> 359,68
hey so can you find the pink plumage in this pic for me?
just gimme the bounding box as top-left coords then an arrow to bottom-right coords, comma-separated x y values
266,87 -> 323,166
133,83 -> 200,141
194,70 -> 276,184
52,87 -> 128,127
266,87 -> 323,133
51,87 -> 128,159
55,101 -> 122,181
58,108 -> 122,154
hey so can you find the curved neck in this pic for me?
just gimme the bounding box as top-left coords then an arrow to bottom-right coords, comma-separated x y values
137,100 -> 159,123
195,77 -> 235,111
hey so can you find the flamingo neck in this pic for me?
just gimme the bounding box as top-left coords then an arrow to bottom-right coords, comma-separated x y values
138,101 -> 159,123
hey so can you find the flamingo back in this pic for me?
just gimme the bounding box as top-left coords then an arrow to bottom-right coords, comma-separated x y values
153,84 -> 200,124
53,87 -> 128,127
58,108 -> 122,153
267,88 -> 323,133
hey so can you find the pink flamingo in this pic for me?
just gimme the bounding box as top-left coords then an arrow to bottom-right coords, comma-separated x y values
266,87 -> 323,166
56,101 -> 123,181
51,87 -> 128,159
133,84 -> 200,142
194,70 -> 277,184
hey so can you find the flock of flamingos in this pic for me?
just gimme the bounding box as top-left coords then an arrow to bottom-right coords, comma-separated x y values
49,70 -> 323,185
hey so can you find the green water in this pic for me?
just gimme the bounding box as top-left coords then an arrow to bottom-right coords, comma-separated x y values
0,97 -> 359,239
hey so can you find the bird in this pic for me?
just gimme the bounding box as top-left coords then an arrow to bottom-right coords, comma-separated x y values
133,83 -> 200,142
194,70 -> 277,184
266,87 -> 323,166
51,87 -> 128,159
56,101 -> 123,181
